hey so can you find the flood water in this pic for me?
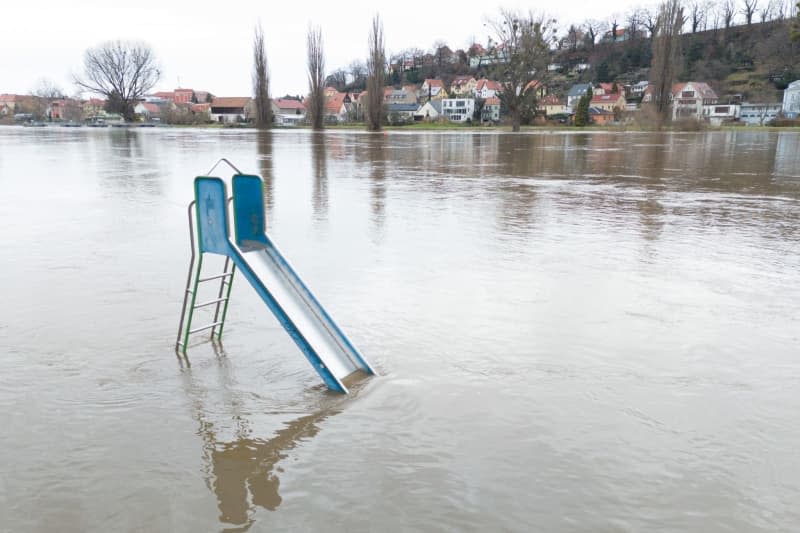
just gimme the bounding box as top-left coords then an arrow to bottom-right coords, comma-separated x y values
1,127 -> 799,532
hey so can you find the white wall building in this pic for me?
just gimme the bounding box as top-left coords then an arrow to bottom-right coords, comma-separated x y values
702,103 -> 739,126
740,102 -> 782,125
782,80 -> 800,119
441,98 -> 475,123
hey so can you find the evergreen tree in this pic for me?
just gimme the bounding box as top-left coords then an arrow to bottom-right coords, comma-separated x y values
574,87 -> 593,126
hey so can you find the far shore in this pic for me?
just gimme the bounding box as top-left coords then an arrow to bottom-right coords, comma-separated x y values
3,121 -> 799,133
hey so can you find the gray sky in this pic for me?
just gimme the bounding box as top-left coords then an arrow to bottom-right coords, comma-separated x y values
2,0 -> 656,98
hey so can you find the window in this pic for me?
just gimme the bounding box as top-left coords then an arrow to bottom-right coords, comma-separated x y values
714,106 -> 729,114
681,91 -> 695,98
456,101 -> 465,107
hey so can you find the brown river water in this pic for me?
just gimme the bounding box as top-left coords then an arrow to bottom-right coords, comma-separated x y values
1,127 -> 799,532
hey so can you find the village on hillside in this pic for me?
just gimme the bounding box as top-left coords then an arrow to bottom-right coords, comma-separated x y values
3,75 -> 798,128
3,5 -> 800,128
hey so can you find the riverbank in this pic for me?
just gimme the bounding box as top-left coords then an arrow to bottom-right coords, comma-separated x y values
3,121 -> 799,133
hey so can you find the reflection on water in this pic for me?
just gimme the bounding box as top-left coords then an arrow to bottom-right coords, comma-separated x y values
310,133 -> 327,222
256,131 -> 274,225
366,136 -> 386,229
180,343 -> 339,531
1,128 -> 800,532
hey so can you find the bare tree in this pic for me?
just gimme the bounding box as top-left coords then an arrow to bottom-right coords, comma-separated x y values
74,40 -> 160,122
487,9 -> 555,131
306,24 -> 325,130
564,25 -> 581,50
688,2 -> 706,31
627,8 -> 644,39
33,78 -> 65,99
366,14 -> 386,131
742,0 -> 759,24
759,2 -> 770,21
643,7 -> 661,37
722,0 -> 737,28
252,22 -> 272,129
325,69 -> 348,90
649,0 -> 685,124
584,19 -> 608,47
349,60 -> 367,89
434,40 -> 450,69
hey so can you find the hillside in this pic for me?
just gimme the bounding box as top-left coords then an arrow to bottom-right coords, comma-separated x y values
536,19 -> 798,103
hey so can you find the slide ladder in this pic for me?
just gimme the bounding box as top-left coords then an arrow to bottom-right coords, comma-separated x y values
175,170 -> 374,394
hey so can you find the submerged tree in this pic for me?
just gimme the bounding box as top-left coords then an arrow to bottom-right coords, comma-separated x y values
366,14 -> 386,131
649,0 -> 685,125
487,9 -> 556,132
306,24 -> 326,130
252,22 -> 272,129
74,40 -> 160,122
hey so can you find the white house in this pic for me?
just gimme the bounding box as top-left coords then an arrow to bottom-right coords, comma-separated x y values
210,97 -> 253,123
566,83 -> 591,113
782,80 -> 800,119
414,100 -> 442,121
740,102 -> 782,125
441,98 -> 475,123
481,97 -> 501,123
702,103 -> 739,126
474,79 -> 502,99
670,82 -> 718,120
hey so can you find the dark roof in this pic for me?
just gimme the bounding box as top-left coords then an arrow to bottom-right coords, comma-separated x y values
387,103 -> 418,112
568,84 -> 591,97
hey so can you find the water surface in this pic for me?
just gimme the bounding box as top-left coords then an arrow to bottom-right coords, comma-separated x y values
1,127 -> 799,531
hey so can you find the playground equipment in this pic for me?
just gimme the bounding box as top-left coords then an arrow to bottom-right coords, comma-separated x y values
176,160 -> 375,393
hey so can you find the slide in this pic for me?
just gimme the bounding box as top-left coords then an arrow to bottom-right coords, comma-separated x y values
193,176 -> 375,394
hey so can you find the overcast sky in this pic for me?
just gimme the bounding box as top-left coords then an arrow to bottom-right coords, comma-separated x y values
2,0 -> 659,98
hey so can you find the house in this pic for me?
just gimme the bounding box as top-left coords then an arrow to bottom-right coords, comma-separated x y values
190,103 -> 211,122
386,103 -> 418,123
173,88 -> 194,104
524,80 -> 547,99
450,76 -> 477,96
600,27 -> 637,43
441,98 -> 475,123
384,86 -> 417,105
542,95 -> 568,116
324,91 -> 349,122
628,81 -> 649,100
420,79 -> 448,100
590,93 -> 626,112
414,100 -> 442,121
475,79 -> 501,99
468,45 -> 508,68
134,102 -> 163,120
151,91 -> 176,102
210,97 -> 253,123
702,103 -> 740,126
271,98 -> 305,117
589,107 -> 615,125
671,82 -> 718,120
481,97 -> 501,123
0,94 -> 18,113
593,83 -> 621,96
567,83 -> 592,113
782,80 -> 800,119
740,102 -> 782,125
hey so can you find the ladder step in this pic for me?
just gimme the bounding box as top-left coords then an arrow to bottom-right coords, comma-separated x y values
199,272 -> 233,283
188,321 -> 223,334
193,297 -> 228,309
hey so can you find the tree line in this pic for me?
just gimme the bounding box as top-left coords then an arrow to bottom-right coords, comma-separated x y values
49,2 -> 799,129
